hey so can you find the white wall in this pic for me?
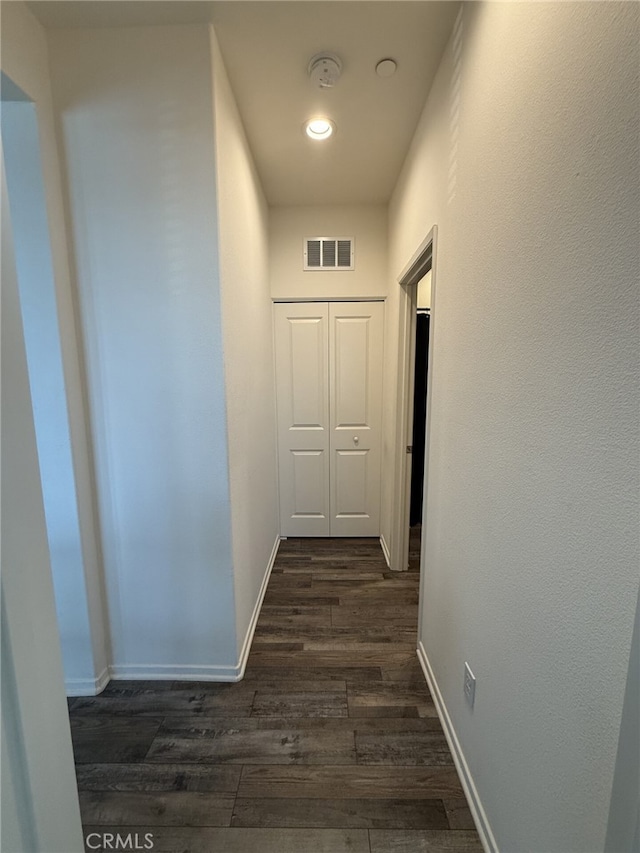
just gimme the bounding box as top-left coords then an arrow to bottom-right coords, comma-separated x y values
417,269 -> 431,310
2,100 -> 99,694
270,204 -> 387,299
1,144 -> 84,853
387,3 -> 640,851
210,28 -> 280,664
0,0 -> 109,695
49,25 -> 239,677
605,588 -> 640,852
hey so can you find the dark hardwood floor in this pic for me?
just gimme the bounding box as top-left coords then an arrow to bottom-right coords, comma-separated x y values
69,536 -> 482,852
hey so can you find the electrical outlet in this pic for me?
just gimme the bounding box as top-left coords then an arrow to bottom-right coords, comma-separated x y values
464,662 -> 476,709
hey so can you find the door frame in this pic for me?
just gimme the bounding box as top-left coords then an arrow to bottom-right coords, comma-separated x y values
391,226 -> 437,580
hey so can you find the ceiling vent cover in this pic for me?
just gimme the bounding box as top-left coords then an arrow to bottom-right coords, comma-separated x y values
304,237 -> 354,271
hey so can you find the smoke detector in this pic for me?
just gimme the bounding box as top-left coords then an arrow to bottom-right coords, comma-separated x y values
308,53 -> 342,89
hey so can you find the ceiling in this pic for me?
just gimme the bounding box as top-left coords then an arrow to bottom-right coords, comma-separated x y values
27,1 -> 459,206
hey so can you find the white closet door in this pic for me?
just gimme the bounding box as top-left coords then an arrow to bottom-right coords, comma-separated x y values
329,302 -> 384,536
274,303 -> 330,536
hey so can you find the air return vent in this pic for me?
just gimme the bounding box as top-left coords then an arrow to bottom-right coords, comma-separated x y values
304,237 -> 354,270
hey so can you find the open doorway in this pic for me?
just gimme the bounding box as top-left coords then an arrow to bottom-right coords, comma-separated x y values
391,226 -> 436,583
408,272 -> 431,571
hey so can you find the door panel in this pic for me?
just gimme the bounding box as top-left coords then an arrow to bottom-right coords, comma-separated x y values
289,319 -> 326,428
334,318 -> 369,427
334,450 -> 369,517
275,304 -> 330,536
329,303 -> 384,536
291,450 -> 327,518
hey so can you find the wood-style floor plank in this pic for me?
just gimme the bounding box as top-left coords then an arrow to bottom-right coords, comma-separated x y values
304,641 -> 416,653
252,716 -> 445,733
253,624 -> 415,643
331,605 -> 421,627
79,791 -> 234,826
369,829 -> 485,852
251,689 -> 348,718
443,799 -> 478,830
356,730 -> 455,766
71,688 -> 255,716
266,573 -> 313,586
239,678 -> 349,693
256,605 -> 332,626
75,763 -> 241,793
103,680 -> 176,692
70,717 -> 163,764
247,649 -> 416,669
71,536 -> 481,850
283,570 -> 386,580
237,765 -> 464,799
336,590 -> 419,606
262,590 -> 341,606
381,659 -> 429,684
312,577 -> 419,592
347,681 -> 438,718
231,796 -> 449,829
243,664 -> 383,682
146,725 -> 357,765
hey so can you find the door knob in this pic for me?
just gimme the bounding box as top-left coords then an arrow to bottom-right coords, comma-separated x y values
353,436 -> 359,445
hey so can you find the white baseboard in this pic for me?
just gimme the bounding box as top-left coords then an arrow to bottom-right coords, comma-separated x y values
65,665 -> 110,697
235,534 -> 281,680
108,663 -> 243,682
102,536 -> 282,686
380,534 -> 391,568
417,641 -> 499,853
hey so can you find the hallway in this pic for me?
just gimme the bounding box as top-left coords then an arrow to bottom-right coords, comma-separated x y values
69,539 -> 482,852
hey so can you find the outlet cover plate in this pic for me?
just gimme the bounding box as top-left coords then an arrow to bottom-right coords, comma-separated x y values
464,661 -> 476,709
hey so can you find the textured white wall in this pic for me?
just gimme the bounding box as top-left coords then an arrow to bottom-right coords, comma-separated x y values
387,3 -> 640,851
417,269 -> 432,310
1,146 -> 84,853
0,1 -> 109,694
49,25 -> 238,675
270,204 -> 388,299
605,588 -> 640,852
3,101 -> 98,693
210,28 -> 280,658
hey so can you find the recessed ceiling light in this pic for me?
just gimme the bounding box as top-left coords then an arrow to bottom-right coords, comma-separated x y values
305,118 -> 335,140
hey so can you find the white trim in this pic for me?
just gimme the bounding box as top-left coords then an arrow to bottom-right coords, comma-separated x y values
272,297 -> 385,303
417,642 -> 499,853
390,277 -> 414,572
271,306 -> 283,537
379,534 -> 391,569
397,231 -> 434,287
65,665 -> 110,697
235,534 -> 281,680
391,226 -> 437,589
95,666 -> 110,693
105,536 -> 282,685
416,229 -> 437,639
108,663 -> 243,682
